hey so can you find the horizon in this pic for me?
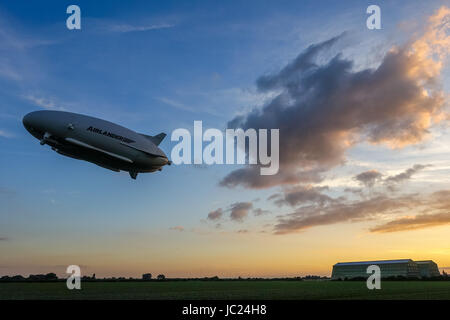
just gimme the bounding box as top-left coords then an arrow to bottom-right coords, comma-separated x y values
1,0 -> 450,279
1,257 -> 448,279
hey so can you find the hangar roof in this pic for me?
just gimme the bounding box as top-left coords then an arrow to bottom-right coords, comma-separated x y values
334,259 -> 413,266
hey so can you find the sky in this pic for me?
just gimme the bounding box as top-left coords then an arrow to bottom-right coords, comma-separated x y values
0,0 -> 449,278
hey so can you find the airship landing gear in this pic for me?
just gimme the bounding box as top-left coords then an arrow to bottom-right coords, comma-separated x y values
129,171 -> 138,180
40,132 -> 51,145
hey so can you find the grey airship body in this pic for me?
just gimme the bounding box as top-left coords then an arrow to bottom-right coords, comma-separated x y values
23,110 -> 170,179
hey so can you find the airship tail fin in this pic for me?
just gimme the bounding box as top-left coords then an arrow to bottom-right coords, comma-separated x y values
140,132 -> 166,146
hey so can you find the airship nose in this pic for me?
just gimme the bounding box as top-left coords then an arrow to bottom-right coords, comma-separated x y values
23,111 -> 44,134
22,113 -> 33,130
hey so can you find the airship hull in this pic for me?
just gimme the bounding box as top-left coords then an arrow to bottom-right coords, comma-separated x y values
23,110 -> 169,179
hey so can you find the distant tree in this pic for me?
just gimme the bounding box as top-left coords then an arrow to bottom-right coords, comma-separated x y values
45,273 -> 58,281
142,273 -> 152,281
11,275 -> 25,281
28,274 -> 46,281
157,274 -> 166,280
92,273 -> 96,280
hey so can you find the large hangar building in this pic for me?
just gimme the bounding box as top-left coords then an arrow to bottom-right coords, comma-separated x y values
331,259 -> 440,280
415,260 -> 441,278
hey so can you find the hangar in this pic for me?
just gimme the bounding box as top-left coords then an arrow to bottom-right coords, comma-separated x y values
415,260 -> 441,278
331,259 -> 440,280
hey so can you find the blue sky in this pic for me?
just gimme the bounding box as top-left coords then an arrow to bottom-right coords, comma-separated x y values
1,1 -> 449,277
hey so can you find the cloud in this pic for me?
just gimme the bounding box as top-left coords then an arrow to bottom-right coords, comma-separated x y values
220,7 -> 449,189
274,194 -> 421,234
270,185 -> 333,207
344,187 -> 363,195
370,190 -> 450,233
23,94 -> 66,111
108,23 -> 174,33
354,170 -> 383,187
352,164 -> 429,190
0,130 -> 14,138
0,23 -> 55,51
385,164 -> 429,184
370,212 -> 450,233
0,237 -> 9,241
253,208 -> 270,216
207,208 -> 223,221
206,203 -> 254,223
156,97 -> 196,113
210,163 -> 435,231
169,226 -> 184,232
274,189 -> 450,235
0,15 -> 56,83
219,166 -> 323,189
0,63 -> 21,81
229,202 -> 253,222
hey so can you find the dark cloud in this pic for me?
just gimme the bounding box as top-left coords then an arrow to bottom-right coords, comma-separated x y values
354,170 -> 383,187
206,202 -> 256,223
352,164 -> 430,190
353,165 -> 429,189
219,166 -> 323,189
253,208 -> 271,216
271,185 -> 332,207
385,164 -> 429,184
208,7 -> 450,235
229,202 -> 253,222
344,187 -> 363,195
274,195 -> 420,234
207,208 -> 223,221
274,189 -> 450,234
0,237 -> 9,241
212,163 -> 437,232
207,202 -> 254,223
220,23 -> 447,189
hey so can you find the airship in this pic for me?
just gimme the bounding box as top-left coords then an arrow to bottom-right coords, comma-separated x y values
23,110 -> 170,179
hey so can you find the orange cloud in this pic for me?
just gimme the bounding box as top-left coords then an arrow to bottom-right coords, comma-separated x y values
221,6 -> 449,189
370,212 -> 450,233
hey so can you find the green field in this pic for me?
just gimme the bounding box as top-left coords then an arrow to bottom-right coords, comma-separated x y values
1,281 -> 450,300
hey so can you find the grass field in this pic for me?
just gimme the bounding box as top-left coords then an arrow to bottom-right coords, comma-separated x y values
1,281 -> 450,300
